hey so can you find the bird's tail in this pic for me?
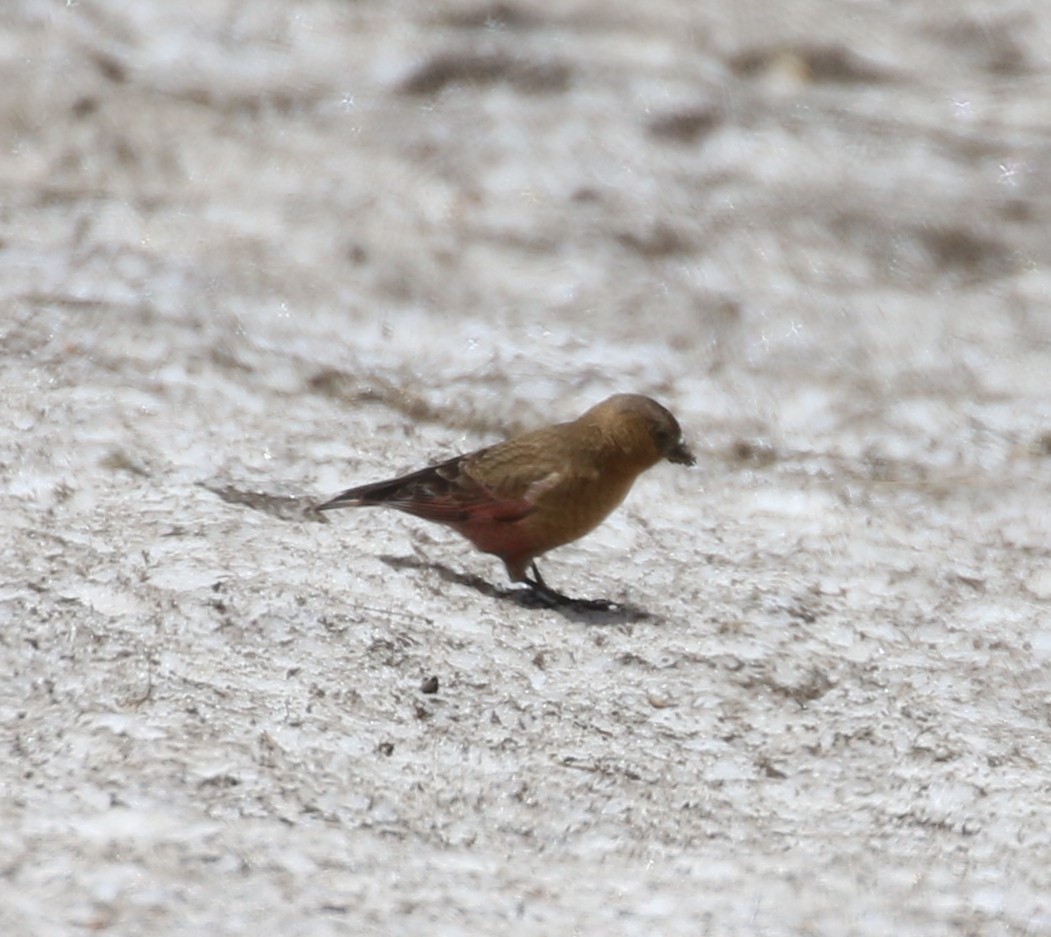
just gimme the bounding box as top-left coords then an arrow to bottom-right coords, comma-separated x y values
315,481 -> 388,511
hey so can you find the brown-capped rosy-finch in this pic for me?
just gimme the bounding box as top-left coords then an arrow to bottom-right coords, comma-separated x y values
317,394 -> 694,606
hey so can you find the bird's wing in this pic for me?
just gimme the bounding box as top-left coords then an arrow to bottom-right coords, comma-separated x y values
316,450 -> 540,525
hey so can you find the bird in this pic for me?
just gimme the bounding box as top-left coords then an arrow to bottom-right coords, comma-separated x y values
316,393 -> 695,607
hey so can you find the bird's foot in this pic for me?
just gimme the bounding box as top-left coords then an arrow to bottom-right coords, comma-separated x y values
522,563 -> 622,612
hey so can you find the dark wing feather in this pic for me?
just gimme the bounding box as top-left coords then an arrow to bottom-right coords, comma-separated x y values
316,451 -> 535,525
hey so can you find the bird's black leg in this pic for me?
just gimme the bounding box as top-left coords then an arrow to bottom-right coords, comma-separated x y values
523,563 -> 618,611
524,562 -> 571,605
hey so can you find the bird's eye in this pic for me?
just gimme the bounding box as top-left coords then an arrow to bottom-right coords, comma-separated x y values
655,425 -> 678,450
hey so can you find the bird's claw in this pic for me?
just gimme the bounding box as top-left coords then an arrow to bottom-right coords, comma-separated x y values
522,563 -> 622,612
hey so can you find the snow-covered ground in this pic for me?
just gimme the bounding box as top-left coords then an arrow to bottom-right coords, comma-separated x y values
2,1 -> 1051,934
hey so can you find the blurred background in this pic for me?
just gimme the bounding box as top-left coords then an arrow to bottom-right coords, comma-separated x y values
7,0 -> 1051,445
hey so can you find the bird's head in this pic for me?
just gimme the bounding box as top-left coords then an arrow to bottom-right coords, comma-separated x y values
587,394 -> 696,467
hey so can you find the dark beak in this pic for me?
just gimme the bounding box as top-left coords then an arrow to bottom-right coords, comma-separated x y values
667,440 -> 696,466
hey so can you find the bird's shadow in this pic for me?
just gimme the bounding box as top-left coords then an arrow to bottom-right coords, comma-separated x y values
378,555 -> 653,625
